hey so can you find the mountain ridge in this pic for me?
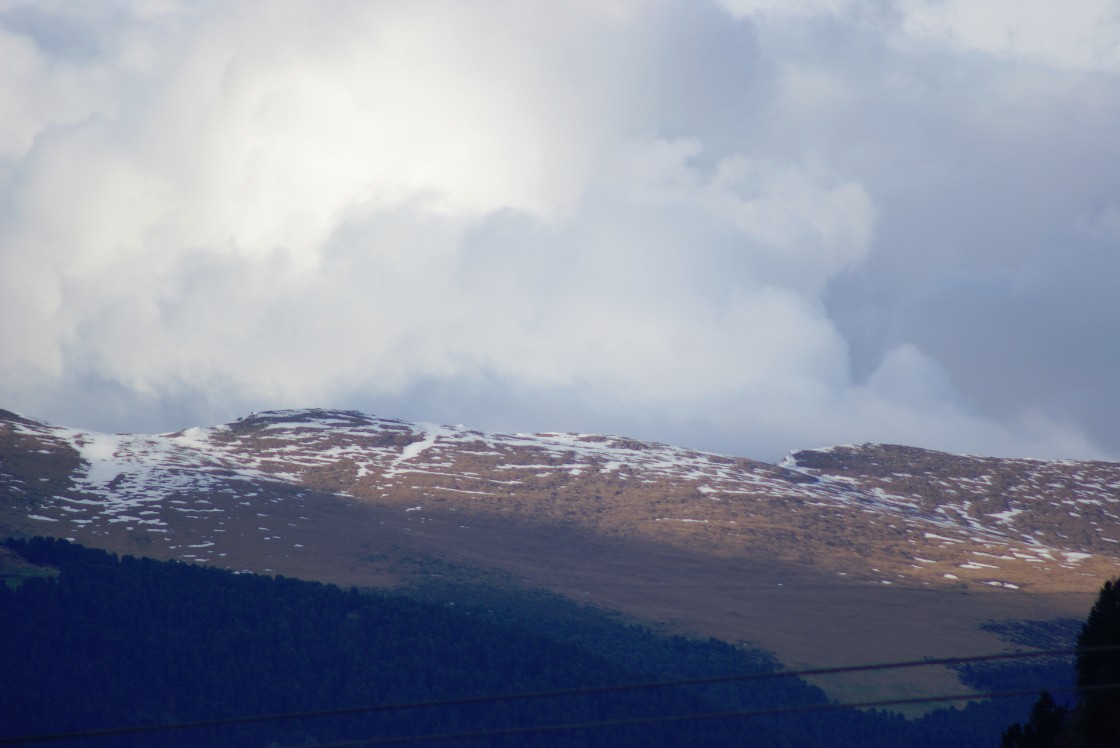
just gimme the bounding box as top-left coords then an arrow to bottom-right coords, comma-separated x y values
5,406 -> 1116,591
3,406 -> 1118,706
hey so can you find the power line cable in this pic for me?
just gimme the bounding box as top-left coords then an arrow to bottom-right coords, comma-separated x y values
2,645 -> 1116,746
276,682 -> 1120,748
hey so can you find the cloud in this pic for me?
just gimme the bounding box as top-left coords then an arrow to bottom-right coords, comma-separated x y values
1,0 -> 1117,463
895,0 -> 1120,73
722,0 -> 1120,74
718,0 -> 864,21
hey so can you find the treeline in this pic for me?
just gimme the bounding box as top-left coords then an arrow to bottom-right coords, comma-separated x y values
0,537 -> 1044,746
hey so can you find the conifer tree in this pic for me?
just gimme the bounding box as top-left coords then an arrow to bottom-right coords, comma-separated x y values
999,692 -> 1066,748
1000,578 -> 1120,748
1073,578 -> 1120,747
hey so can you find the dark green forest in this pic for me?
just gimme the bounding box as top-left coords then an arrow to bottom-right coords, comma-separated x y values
0,537 -> 1075,747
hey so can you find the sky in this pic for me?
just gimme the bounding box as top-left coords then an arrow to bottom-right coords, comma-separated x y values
2,0 -> 1119,462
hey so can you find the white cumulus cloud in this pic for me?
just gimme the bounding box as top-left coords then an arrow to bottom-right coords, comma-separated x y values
1,0 -> 1116,462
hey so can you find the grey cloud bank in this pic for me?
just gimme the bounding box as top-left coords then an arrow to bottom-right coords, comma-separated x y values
1,0 -> 1118,462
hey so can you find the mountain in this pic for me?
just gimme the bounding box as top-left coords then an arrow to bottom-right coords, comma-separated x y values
3,407 -> 1118,705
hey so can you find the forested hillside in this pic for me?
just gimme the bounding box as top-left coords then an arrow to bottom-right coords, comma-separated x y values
0,538 -> 1061,747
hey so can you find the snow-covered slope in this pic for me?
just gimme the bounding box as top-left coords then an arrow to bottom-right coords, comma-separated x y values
3,407 -> 1119,592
